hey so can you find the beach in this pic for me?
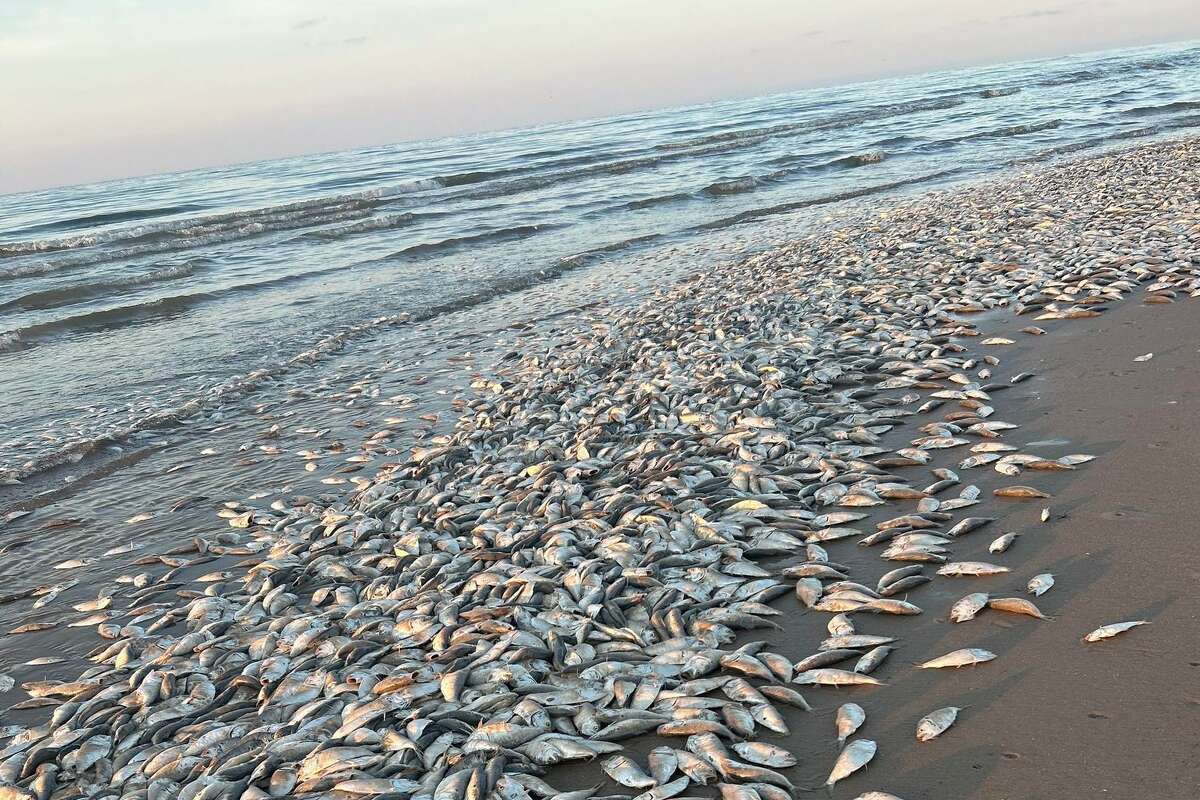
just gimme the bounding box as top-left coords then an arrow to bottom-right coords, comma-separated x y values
0,136 -> 1198,800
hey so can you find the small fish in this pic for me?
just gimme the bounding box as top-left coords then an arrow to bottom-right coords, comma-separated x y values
1133,352 -> 1153,362
731,742 -> 797,768
836,703 -> 866,745
23,657 -> 66,666
949,592 -> 989,623
915,707 -> 959,741
854,646 -> 893,675
988,533 -> 1019,553
987,597 -> 1048,619
826,739 -> 877,788
821,635 -> 895,650
794,669 -> 884,687
73,596 -> 112,612
938,562 -> 1010,577
918,648 -> 996,669
633,777 -> 689,800
994,486 -> 1051,498
602,755 -> 656,789
126,512 -> 155,524
1083,621 -> 1149,642
1027,573 -> 1055,596
53,558 -> 94,570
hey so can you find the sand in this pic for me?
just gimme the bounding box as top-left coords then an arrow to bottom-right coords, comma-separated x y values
867,291 -> 1200,799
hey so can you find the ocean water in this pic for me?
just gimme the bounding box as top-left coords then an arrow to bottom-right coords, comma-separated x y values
2,39 -> 1199,492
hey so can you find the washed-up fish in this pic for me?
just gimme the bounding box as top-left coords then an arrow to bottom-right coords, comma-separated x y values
987,597 -> 1048,619
988,533 -> 1019,553
854,646 -> 892,675
949,592 -> 989,623
918,649 -> 996,669
1027,573 -> 1055,596
835,703 -> 865,745
826,739 -> 877,788
1083,621 -> 1149,642
601,755 -> 656,788
794,669 -> 883,687
916,706 -> 959,741
731,742 -> 796,768
994,486 -> 1051,498
938,562 -> 1009,577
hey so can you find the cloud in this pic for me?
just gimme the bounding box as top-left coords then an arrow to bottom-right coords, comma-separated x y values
1008,8 -> 1066,18
292,18 -> 323,31
996,3 -> 1092,21
342,35 -> 368,46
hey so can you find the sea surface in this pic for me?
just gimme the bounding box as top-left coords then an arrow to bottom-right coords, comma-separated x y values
1,40 -> 1199,534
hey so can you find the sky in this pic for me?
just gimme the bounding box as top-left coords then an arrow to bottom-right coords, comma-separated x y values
2,0 -> 1199,194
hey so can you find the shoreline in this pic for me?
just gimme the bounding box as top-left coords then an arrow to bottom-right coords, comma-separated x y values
0,137 -> 1198,799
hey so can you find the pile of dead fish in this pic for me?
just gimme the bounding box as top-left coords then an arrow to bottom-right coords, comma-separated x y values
2,138 -> 1199,800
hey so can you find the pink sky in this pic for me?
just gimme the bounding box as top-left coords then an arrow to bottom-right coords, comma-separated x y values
2,0 -> 1199,193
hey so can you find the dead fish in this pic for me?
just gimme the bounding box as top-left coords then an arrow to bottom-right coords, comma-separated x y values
988,533 -> 1019,553
633,777 -> 690,800
601,755 -> 656,789
821,635 -> 895,650
22,657 -> 66,666
794,578 -> 823,608
759,685 -> 812,712
994,486 -> 1051,499
7,622 -> 57,635
949,592 -> 989,623
794,669 -> 883,687
938,562 -> 1009,577
918,649 -> 996,669
648,747 -> 677,784
915,707 -> 959,741
826,739 -> 877,788
853,646 -> 892,675
986,597 -> 1048,619
1027,573 -> 1055,596
946,517 -> 994,538
835,703 -> 865,745
730,742 -> 796,769
1083,621 -> 1149,642
53,558 -> 94,570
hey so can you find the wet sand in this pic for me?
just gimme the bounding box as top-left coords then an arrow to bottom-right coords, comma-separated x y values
876,292 -> 1200,799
